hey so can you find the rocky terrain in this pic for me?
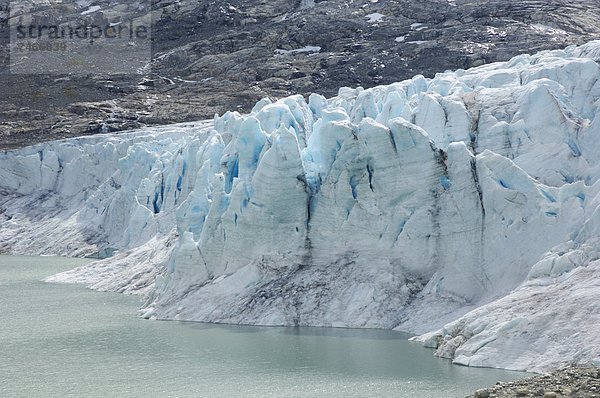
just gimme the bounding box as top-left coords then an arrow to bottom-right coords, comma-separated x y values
1,0 -> 600,149
468,367 -> 600,398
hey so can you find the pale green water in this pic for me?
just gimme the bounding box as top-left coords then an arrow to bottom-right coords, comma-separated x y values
0,255 -> 528,397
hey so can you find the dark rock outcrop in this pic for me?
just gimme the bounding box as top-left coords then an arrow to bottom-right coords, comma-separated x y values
1,0 -> 599,149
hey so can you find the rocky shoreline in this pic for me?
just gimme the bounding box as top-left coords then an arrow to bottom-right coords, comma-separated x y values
469,368 -> 600,398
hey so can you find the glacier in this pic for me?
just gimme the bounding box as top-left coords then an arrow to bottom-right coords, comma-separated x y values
2,42 -> 600,372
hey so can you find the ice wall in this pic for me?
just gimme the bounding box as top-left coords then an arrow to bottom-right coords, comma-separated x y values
2,42 -> 600,371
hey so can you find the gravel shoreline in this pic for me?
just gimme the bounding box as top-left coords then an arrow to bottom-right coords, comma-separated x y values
468,367 -> 600,398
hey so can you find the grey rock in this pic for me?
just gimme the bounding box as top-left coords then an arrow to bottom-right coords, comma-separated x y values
475,389 -> 491,398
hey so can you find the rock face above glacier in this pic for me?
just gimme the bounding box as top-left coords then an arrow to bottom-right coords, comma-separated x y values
2,42 -> 600,372
3,0 -> 599,150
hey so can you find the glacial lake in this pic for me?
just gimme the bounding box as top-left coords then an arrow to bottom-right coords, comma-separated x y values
0,255 -> 528,397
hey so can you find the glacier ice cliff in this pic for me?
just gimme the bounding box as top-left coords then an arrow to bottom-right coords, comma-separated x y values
2,42 -> 600,372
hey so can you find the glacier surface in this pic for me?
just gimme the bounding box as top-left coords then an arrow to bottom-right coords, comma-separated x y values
2,42 -> 600,372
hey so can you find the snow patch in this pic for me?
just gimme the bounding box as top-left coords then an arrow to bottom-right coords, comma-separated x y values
275,46 -> 321,56
81,5 -> 101,15
365,13 -> 385,23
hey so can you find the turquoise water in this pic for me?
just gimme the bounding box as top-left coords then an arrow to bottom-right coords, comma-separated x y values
0,255 -> 527,397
